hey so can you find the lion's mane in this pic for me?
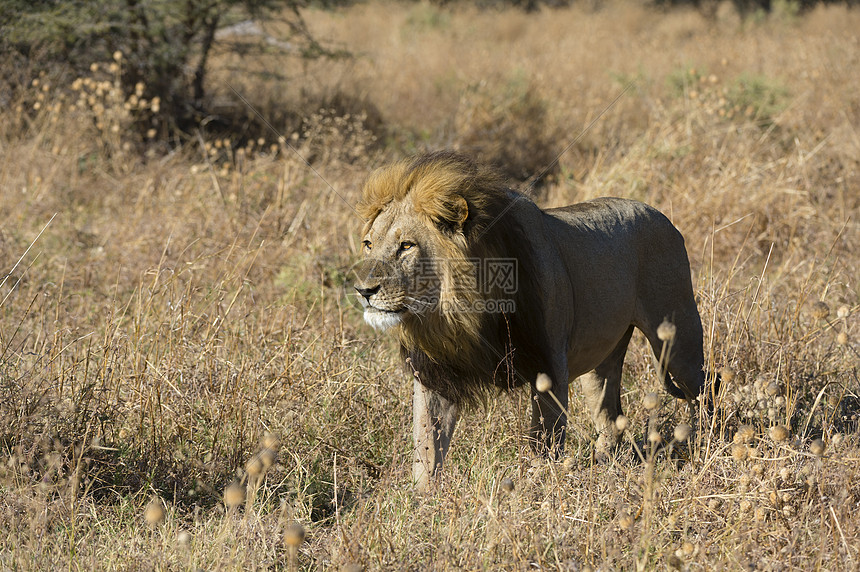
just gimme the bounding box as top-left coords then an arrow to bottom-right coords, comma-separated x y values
356,152 -> 551,405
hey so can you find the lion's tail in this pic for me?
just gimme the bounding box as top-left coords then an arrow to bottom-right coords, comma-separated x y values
662,375 -> 689,400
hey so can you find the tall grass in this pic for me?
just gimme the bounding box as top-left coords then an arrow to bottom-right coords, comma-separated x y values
1,0 -> 858,569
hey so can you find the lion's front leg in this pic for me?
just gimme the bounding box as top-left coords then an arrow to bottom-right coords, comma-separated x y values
530,375 -> 568,458
580,370 -> 623,456
412,378 -> 459,491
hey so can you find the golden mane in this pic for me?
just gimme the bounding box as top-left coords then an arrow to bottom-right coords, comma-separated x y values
357,151 -> 509,240
357,152 -> 547,405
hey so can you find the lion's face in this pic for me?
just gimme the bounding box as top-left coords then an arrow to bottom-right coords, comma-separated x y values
353,199 -> 443,331
354,153 -> 485,360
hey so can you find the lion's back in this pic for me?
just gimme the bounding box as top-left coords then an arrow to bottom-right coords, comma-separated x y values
547,198 -> 679,239
545,197 -> 689,274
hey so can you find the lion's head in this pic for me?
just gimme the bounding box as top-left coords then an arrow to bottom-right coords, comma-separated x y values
353,152 -> 539,403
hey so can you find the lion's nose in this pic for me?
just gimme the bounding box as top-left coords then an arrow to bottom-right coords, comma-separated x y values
355,284 -> 380,301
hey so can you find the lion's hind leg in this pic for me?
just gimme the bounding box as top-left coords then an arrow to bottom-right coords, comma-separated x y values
580,325 -> 634,458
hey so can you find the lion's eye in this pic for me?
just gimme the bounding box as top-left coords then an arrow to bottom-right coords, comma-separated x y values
363,240 -> 373,251
399,242 -> 416,253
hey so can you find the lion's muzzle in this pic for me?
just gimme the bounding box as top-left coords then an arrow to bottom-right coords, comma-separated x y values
354,284 -> 404,330
352,259 -> 410,330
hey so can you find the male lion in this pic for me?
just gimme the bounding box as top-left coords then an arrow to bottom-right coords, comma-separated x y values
353,151 -> 710,490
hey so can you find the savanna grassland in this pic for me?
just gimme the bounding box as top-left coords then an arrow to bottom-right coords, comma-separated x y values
1,0 -> 859,569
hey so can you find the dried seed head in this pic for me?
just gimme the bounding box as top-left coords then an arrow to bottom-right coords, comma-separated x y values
837,305 -> 849,319
500,477 -> 515,493
615,415 -> 630,432
648,430 -> 663,445
284,522 -> 306,547
112,50 -> 123,62
259,448 -> 276,469
618,510 -> 634,530
766,382 -> 781,397
673,423 -> 692,443
667,513 -> 679,529
809,438 -> 826,456
562,457 -> 576,472
223,482 -> 245,509
733,425 -> 756,444
657,320 -> 677,342
836,332 -> 848,346
643,392 -> 659,410
812,301 -> 830,320
667,553 -> 683,570
720,366 -> 736,384
144,497 -> 165,528
535,373 -> 552,393
246,455 -> 264,478
176,530 -> 191,547
731,443 -> 749,461
769,425 -> 789,442
261,432 -> 280,451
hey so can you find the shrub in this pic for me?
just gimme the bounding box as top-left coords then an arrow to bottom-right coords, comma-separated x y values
668,67 -> 788,127
0,0 -> 336,141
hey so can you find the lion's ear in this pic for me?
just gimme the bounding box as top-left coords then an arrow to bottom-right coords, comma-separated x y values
421,194 -> 469,233
452,196 -> 469,229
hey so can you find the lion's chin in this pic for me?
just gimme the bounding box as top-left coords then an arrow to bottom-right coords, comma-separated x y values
363,308 -> 403,331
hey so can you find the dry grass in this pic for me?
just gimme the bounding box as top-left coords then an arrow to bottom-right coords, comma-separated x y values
1,0 -> 859,569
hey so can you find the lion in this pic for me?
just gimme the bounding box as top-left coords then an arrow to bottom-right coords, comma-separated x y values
353,151 -> 712,490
